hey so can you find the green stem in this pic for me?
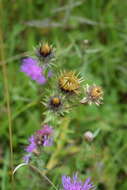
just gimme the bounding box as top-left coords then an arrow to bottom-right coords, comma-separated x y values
45,117 -> 70,171
29,164 -> 58,190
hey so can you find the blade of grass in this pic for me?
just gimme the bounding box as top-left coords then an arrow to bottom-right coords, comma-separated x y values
1,150 -> 9,190
0,1 -> 14,188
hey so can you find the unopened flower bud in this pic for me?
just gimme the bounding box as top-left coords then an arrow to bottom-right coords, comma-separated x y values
84,131 -> 94,142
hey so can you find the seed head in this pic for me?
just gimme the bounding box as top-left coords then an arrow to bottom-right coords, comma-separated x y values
59,71 -> 82,94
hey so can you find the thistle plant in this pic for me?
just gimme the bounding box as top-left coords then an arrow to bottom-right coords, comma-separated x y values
14,41 -> 104,189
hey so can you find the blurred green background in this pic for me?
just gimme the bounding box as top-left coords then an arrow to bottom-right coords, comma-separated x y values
1,0 -> 127,189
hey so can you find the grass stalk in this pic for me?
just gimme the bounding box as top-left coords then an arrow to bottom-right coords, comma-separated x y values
0,2 -> 14,188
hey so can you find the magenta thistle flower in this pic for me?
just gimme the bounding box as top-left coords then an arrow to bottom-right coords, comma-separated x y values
62,174 -> 94,190
23,136 -> 37,163
35,125 -> 53,147
21,57 -> 46,84
23,125 -> 53,163
36,125 -> 53,136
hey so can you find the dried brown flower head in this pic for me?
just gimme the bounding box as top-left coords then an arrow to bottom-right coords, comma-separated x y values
80,84 -> 103,106
59,71 -> 82,94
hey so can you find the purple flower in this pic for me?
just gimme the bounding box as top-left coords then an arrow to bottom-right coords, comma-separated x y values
21,57 -> 46,84
62,174 -> 94,190
23,136 -> 37,163
37,125 -> 53,136
43,135 -> 53,146
35,125 -> 53,147
25,135 -> 37,153
23,154 -> 31,163
23,125 -> 53,163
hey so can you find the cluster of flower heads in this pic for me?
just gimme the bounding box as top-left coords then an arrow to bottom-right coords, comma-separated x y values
20,41 -> 104,189
21,42 -> 103,117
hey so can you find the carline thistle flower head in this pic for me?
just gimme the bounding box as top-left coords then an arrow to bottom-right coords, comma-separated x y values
21,57 -> 46,84
59,71 -> 82,94
80,84 -> 103,106
24,125 -> 53,163
62,173 -> 95,190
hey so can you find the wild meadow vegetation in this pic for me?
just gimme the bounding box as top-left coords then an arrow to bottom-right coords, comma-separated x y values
1,0 -> 127,189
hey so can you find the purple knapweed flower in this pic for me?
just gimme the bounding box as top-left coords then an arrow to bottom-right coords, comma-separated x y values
37,125 -> 53,136
23,154 -> 31,163
23,125 -> 53,163
62,174 -> 94,190
35,125 -> 53,147
25,135 -> 37,153
23,135 -> 37,163
21,57 -> 46,84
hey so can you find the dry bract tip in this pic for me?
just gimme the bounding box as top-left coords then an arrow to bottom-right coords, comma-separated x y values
80,84 -> 103,106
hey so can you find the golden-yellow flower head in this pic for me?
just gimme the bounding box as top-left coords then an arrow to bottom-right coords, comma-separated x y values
59,71 -> 82,94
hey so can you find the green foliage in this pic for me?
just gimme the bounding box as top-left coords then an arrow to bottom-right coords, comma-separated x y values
1,0 -> 127,189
